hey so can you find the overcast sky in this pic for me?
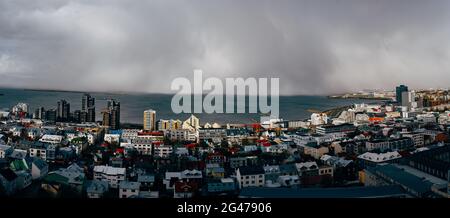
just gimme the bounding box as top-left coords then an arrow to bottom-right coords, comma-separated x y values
0,0 -> 449,95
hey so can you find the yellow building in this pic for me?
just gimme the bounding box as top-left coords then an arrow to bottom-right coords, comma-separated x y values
143,109 -> 156,131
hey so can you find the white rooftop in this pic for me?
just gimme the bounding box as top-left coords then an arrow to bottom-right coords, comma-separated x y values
358,151 -> 402,162
94,165 -> 126,175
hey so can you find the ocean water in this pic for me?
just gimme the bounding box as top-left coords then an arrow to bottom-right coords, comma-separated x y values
0,88 -> 371,124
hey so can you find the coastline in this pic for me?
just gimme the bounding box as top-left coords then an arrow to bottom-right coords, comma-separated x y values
327,95 -> 392,101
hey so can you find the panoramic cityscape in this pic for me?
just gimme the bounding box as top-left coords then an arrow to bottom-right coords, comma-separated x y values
0,85 -> 449,198
1,2 -> 450,216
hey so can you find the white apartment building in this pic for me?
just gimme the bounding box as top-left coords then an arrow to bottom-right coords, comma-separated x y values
121,129 -> 140,141
104,134 -> 121,144
131,138 -> 154,155
310,113 -> 328,126
39,134 -> 63,144
236,166 -> 265,189
168,129 -> 197,142
153,144 -> 173,158
93,165 -> 126,188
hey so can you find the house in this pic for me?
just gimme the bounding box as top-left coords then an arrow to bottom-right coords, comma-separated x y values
31,158 -> 49,180
277,175 -> 300,187
153,143 -> 173,158
0,168 -> 18,196
198,128 -> 226,143
229,156 -> 258,169
8,149 -> 27,160
15,171 -> 32,190
320,154 -> 357,182
174,180 -> 199,198
295,161 -> 334,187
205,163 -> 225,178
39,134 -> 63,144
163,170 -> 202,190
86,180 -> 109,198
27,128 -> 41,140
365,137 -> 413,152
357,151 -> 402,168
41,164 -> 85,197
264,165 -> 281,185
119,181 -> 140,198
10,158 -> 29,172
130,138 -> 153,155
168,129 -> 197,142
137,173 -> 155,191
263,165 -> 298,188
29,141 -> 56,162
110,157 -> 123,168
236,166 -> 265,189
300,141 -> 329,159
175,147 -> 189,157
295,162 -> 319,177
363,164 -> 435,197
0,144 -> 13,159
279,164 -> 298,176
206,152 -> 226,165
104,134 -> 121,144
206,178 -> 237,195
93,165 -> 126,188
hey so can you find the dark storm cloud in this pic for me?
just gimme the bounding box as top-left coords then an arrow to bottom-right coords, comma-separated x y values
0,0 -> 449,95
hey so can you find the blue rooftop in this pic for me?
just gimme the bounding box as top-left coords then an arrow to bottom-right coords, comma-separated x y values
239,186 -> 408,198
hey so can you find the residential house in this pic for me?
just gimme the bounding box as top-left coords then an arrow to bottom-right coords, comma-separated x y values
299,141 -> 329,159
15,171 -> 32,190
236,166 -> 265,189
174,180 -> 199,198
119,181 -> 140,198
86,180 -> 109,198
0,168 -> 18,196
206,178 -> 237,195
163,169 -> 202,190
0,144 -> 13,159
153,143 -> 173,158
39,134 -> 63,144
31,158 -> 49,180
365,137 -> 413,152
229,156 -> 258,169
205,163 -> 225,178
41,163 -> 85,196
93,165 -> 126,188
137,174 -> 155,191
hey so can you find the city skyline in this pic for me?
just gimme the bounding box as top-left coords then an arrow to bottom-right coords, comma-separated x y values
1,0 -> 450,95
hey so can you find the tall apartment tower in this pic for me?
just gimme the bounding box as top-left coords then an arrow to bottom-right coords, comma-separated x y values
143,109 -> 156,131
102,99 -> 120,130
82,93 -> 96,122
396,85 -> 408,104
57,99 -> 70,122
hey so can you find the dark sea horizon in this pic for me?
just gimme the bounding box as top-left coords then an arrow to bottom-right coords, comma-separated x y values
0,88 -> 374,125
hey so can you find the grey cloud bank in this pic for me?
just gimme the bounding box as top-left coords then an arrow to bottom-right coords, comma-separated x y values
0,0 -> 449,95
